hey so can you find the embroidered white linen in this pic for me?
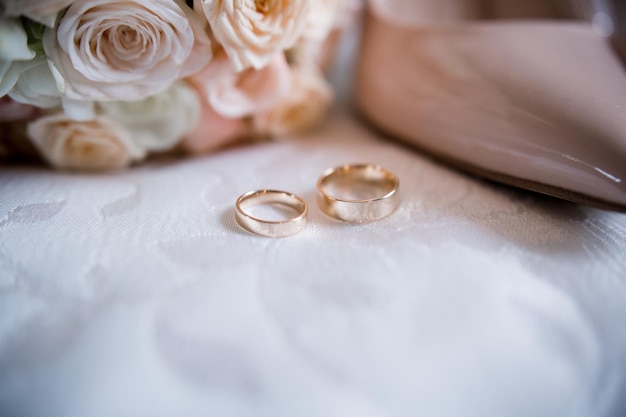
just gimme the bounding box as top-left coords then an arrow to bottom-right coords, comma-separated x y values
1,111 -> 626,417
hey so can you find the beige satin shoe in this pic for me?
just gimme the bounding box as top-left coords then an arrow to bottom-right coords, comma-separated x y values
355,0 -> 626,211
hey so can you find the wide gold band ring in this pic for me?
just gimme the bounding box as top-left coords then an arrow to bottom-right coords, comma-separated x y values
317,164 -> 400,223
235,190 -> 308,237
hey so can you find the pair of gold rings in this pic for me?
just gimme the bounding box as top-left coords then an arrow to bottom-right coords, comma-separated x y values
235,164 -> 400,237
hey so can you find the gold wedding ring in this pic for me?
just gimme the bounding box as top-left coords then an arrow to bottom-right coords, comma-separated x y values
235,190 -> 308,237
317,164 -> 399,223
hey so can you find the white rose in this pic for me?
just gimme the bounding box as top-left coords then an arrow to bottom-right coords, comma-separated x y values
0,17 -> 35,61
27,113 -> 143,170
97,82 -> 201,153
0,17 -> 36,96
7,56 -> 64,109
1,17 -> 64,107
254,69 -> 333,137
43,0 -> 212,101
198,0 -> 309,71
61,98 -> 96,121
1,0 -> 73,27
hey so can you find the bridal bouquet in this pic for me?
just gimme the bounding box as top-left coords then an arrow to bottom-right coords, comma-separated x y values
0,0 -> 358,170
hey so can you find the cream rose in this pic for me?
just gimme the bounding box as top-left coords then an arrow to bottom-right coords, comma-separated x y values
301,0 -> 340,41
0,0 -> 73,27
43,0 -> 212,101
27,114 -> 143,170
198,0 -> 309,71
333,0 -> 363,30
188,51 -> 292,118
288,0 -> 363,70
254,69 -> 333,137
97,82 -> 201,153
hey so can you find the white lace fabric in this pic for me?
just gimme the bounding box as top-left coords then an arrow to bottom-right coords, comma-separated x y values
1,112 -> 625,417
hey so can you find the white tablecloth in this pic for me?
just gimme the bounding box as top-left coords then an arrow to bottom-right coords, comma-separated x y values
1,107 -> 626,417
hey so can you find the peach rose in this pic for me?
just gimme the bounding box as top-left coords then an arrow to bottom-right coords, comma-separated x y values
198,0 -> 309,71
254,69 -> 333,137
27,113 -> 142,170
181,101 -> 249,154
188,52 -> 292,118
43,0 -> 212,101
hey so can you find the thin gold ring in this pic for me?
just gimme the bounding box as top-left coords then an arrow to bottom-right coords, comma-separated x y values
317,164 -> 399,223
235,190 -> 308,237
